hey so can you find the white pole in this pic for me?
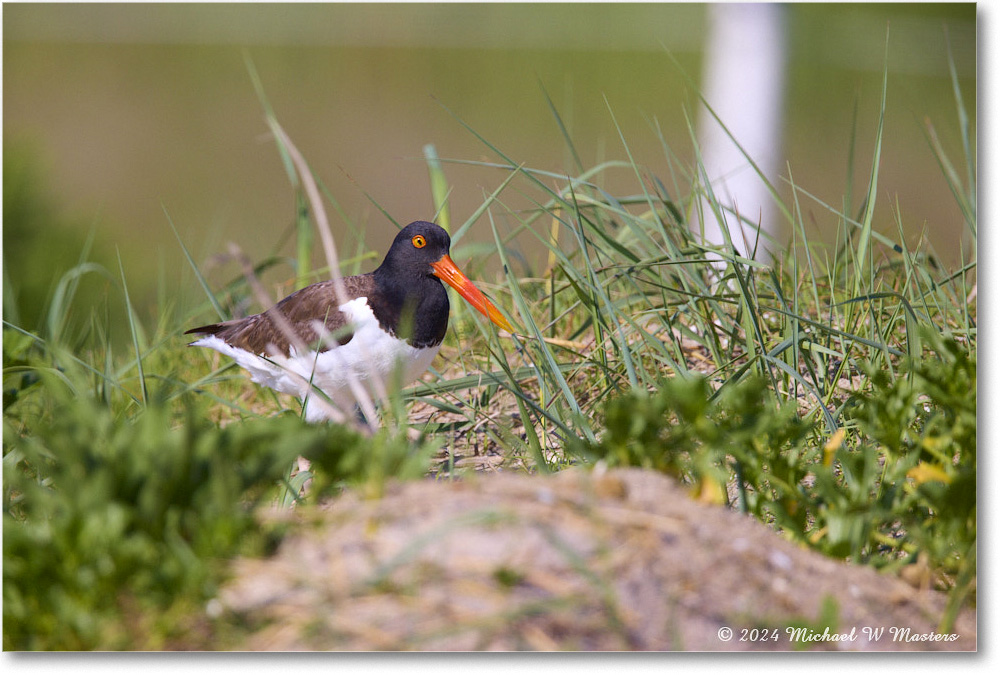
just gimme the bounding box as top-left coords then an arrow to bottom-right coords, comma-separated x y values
694,3 -> 788,262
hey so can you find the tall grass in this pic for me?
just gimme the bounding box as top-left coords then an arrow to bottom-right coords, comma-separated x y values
419,50 -> 975,628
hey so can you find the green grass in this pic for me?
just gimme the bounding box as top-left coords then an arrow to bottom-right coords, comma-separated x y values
3,54 -> 976,648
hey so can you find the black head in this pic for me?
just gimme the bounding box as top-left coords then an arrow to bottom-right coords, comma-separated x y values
377,221 -> 452,278
372,220 -> 512,343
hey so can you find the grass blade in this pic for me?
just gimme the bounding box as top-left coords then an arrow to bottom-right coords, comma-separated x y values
116,250 -> 147,407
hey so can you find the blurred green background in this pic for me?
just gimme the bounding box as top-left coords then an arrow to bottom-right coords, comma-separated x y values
2,3 -> 976,340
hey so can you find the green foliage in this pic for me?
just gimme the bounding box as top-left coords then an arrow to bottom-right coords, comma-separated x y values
788,330 -> 975,581
5,403 -> 281,649
2,323 -> 436,650
842,329 -> 976,574
567,329 -> 976,617
568,374 -> 815,510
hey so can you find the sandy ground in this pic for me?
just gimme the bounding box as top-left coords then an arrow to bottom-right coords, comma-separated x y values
218,468 -> 975,651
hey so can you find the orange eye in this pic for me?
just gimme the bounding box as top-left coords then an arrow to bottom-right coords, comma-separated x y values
412,234 -> 427,248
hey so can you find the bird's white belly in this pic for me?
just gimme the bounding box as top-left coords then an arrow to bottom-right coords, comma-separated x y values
191,296 -> 440,420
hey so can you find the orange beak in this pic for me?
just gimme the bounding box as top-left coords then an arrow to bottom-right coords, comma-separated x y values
431,254 -> 514,333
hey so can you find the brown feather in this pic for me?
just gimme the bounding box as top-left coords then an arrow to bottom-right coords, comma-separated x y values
185,275 -> 377,356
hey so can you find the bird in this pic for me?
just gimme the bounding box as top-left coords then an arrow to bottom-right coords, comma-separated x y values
186,221 -> 513,422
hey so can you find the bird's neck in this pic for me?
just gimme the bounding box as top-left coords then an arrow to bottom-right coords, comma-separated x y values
371,267 -> 450,347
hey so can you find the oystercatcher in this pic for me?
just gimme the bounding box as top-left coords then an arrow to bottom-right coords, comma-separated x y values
186,221 -> 512,422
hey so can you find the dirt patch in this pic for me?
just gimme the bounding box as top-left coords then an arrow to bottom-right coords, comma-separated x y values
218,468 -> 975,651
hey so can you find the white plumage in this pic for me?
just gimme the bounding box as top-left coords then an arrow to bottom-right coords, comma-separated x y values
191,297 -> 440,422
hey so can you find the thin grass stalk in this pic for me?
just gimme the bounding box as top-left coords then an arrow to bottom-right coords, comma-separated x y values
294,192 -> 313,290
853,29 -> 890,289
116,252 -> 147,407
423,144 -> 451,232
944,28 -> 976,226
165,207 -> 226,321
488,211 -> 595,444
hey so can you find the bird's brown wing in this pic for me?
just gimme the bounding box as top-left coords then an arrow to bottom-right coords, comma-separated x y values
185,275 -> 376,356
